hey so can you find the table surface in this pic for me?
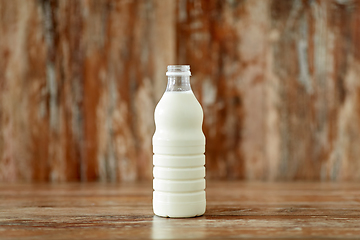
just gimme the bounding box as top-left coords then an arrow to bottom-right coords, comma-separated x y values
1,181 -> 360,239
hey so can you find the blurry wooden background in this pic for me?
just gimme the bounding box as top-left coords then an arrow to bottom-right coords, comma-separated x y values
0,0 -> 360,182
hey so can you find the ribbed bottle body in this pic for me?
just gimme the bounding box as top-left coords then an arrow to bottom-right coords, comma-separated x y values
152,81 -> 206,218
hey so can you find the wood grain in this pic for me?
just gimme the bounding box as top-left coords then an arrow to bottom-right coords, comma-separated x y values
0,182 -> 360,239
1,0 -> 360,182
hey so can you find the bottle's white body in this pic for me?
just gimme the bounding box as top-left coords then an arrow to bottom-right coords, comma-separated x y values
152,91 -> 206,218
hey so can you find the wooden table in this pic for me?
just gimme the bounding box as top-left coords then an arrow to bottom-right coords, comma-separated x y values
0,181 -> 359,239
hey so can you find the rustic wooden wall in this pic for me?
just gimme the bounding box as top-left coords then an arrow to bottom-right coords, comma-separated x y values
0,0 -> 359,182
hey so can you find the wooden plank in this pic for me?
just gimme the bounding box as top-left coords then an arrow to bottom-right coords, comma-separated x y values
0,182 -> 360,239
176,0 -> 360,181
1,0 -> 360,182
0,0 -> 175,182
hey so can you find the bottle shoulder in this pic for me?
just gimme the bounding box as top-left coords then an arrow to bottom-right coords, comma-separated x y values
153,90 -> 205,149
155,91 -> 203,114
154,90 -> 204,131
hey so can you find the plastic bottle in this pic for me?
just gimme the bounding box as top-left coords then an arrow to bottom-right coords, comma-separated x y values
152,65 -> 206,218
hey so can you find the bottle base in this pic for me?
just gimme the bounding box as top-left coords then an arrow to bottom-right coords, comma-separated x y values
153,200 -> 206,218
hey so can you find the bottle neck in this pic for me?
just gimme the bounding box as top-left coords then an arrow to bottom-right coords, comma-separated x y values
165,65 -> 192,92
166,76 -> 191,92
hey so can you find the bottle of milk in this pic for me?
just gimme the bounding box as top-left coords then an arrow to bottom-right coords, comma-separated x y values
152,65 -> 206,218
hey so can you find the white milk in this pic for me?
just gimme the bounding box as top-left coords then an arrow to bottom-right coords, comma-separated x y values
152,66 -> 206,218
